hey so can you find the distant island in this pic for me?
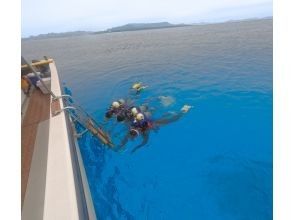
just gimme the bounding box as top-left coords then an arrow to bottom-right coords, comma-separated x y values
22,31 -> 94,40
22,22 -> 189,40
96,22 -> 189,34
22,17 -> 272,40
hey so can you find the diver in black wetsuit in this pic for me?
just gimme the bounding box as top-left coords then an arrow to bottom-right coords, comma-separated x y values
105,99 -> 130,122
118,112 -> 152,153
119,105 -> 192,153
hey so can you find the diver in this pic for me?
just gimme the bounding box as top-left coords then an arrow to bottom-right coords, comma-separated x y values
105,99 -> 128,122
131,82 -> 148,94
119,104 -> 192,153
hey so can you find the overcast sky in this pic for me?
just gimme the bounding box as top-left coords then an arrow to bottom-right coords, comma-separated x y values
21,0 -> 272,37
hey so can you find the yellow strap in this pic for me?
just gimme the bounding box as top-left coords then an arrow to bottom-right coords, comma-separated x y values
21,59 -> 54,69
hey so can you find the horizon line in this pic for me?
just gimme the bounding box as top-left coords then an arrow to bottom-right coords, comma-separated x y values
22,16 -> 272,39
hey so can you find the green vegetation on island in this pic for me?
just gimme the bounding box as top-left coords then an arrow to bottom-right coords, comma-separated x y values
97,22 -> 189,33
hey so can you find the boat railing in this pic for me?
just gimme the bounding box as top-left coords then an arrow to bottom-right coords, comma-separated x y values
22,57 -> 99,219
22,56 -> 113,148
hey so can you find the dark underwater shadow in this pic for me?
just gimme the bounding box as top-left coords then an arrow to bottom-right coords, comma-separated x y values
200,155 -> 272,220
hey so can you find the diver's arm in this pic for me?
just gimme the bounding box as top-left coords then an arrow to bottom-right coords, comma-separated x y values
131,132 -> 149,153
154,112 -> 184,126
118,133 -> 130,150
105,108 -> 114,119
154,105 -> 192,126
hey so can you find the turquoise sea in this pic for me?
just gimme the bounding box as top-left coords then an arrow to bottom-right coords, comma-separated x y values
22,18 -> 273,220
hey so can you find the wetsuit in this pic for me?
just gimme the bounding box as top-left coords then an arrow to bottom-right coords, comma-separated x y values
105,106 -> 122,119
119,106 -> 143,123
131,114 -> 153,135
118,109 -> 153,152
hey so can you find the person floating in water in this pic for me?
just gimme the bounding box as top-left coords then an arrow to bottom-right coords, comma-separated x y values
131,82 -> 148,94
119,104 -> 192,153
105,99 -> 129,122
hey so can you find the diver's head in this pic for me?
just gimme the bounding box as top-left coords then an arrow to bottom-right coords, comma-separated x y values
117,114 -> 125,122
130,128 -> 139,137
136,113 -> 144,121
112,101 -> 120,109
118,99 -> 125,105
132,83 -> 141,90
131,107 -> 138,116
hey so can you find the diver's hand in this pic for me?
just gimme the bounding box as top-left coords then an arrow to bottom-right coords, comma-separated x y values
181,105 -> 193,113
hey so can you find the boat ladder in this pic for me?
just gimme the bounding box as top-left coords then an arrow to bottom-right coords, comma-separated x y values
54,95 -> 114,148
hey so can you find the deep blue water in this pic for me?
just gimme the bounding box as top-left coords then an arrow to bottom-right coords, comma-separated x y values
22,18 -> 272,219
